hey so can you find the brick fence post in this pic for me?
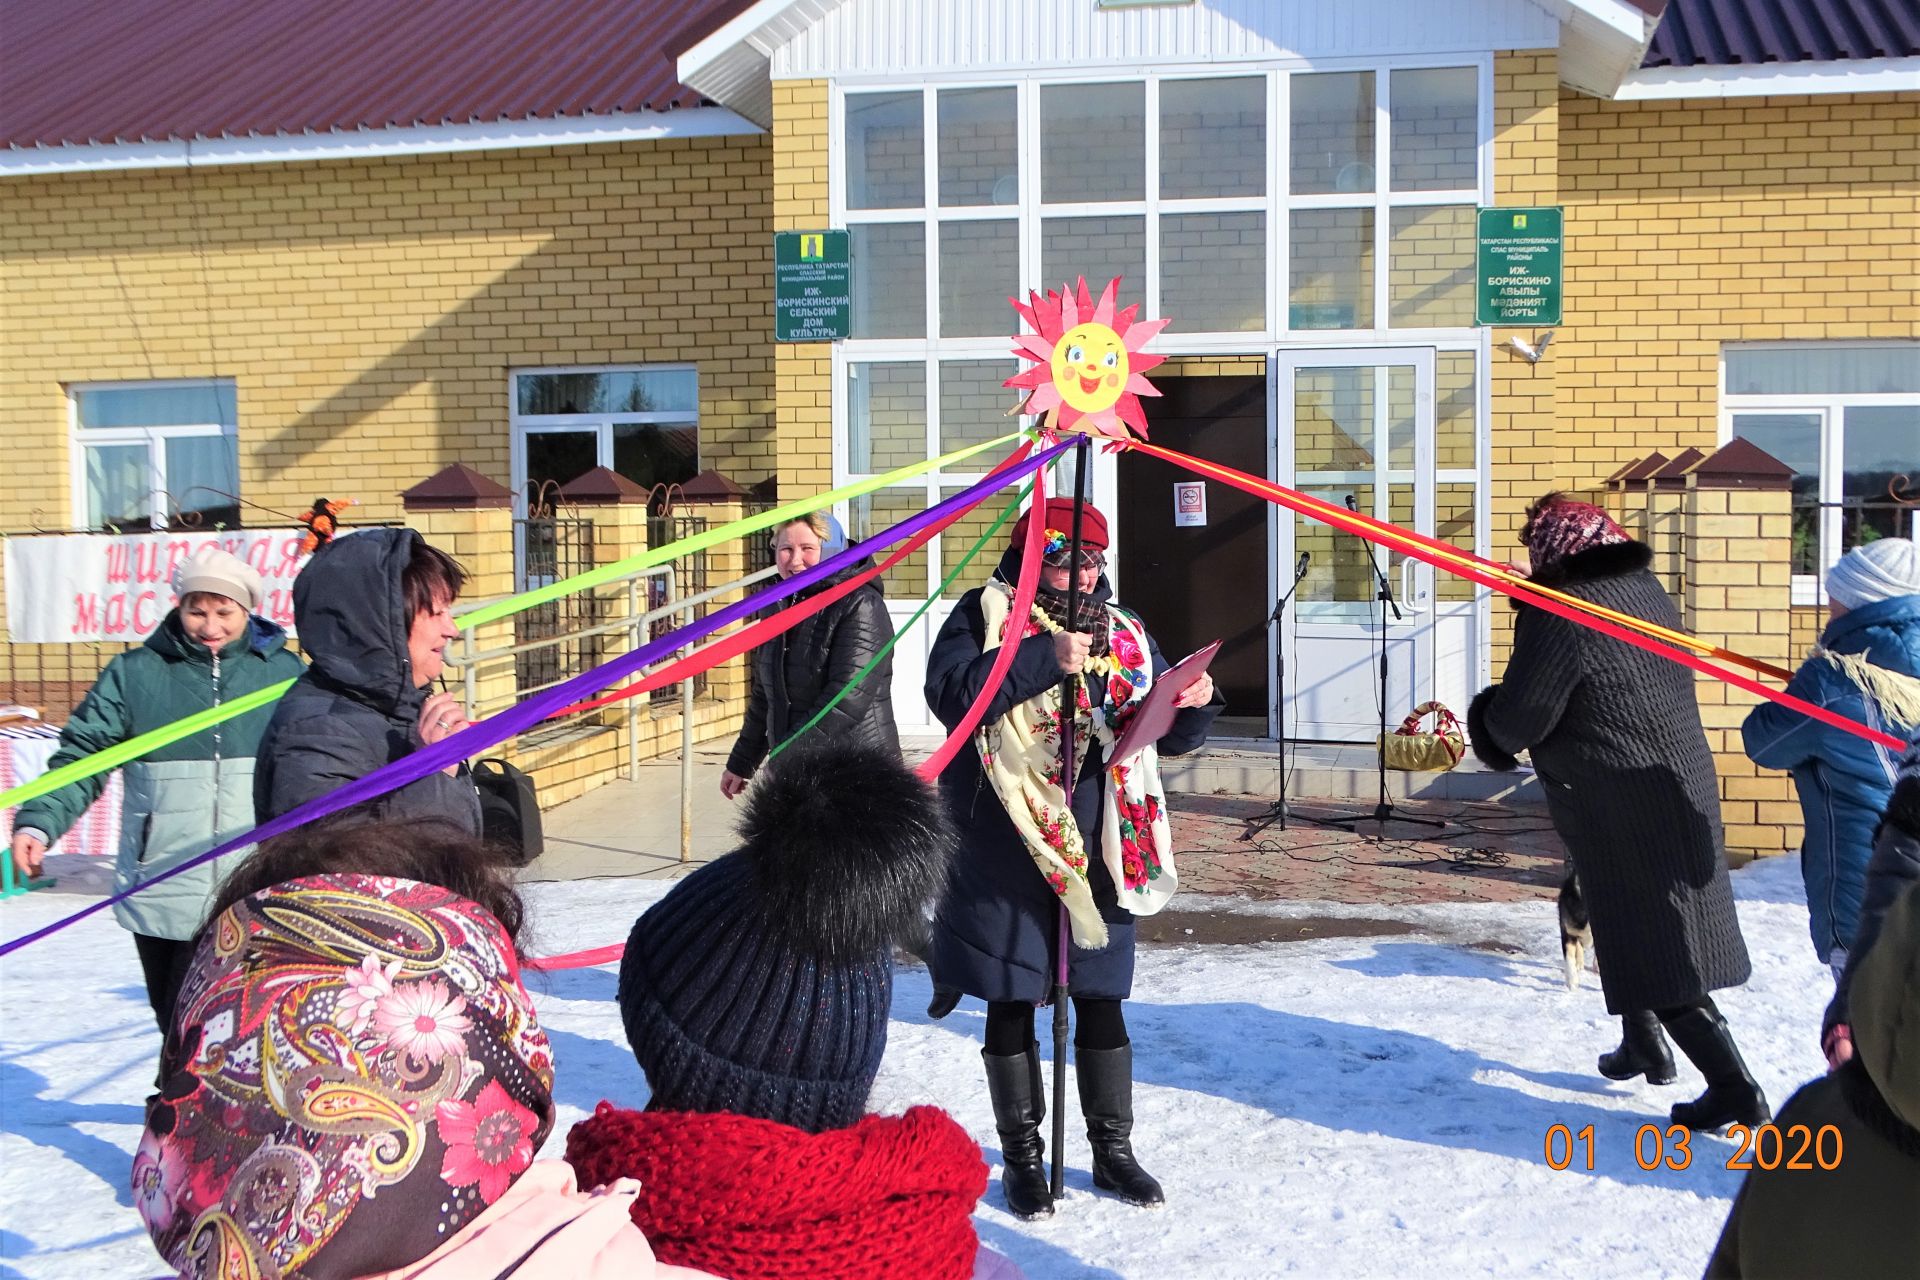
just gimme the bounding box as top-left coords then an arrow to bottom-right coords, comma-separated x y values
558,468 -> 652,736
1683,439 -> 1799,863
1648,447 -> 1705,606
680,472 -> 755,727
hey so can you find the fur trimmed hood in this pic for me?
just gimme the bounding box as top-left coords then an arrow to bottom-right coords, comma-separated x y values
1511,540 -> 1654,608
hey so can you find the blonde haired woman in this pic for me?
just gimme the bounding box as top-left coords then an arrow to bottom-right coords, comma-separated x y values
720,512 -> 899,798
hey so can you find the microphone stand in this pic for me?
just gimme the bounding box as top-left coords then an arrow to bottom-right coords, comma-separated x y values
1315,501 -> 1446,834
1245,553 -> 1310,839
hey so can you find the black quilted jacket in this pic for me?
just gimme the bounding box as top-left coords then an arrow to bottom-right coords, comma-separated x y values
1467,540 -> 1752,1014
725,562 -> 900,776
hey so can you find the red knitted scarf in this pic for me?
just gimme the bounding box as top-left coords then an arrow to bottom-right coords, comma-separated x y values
565,1103 -> 988,1280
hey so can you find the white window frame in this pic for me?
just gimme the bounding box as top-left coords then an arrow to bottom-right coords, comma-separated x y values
1719,341 -> 1920,606
67,377 -> 239,531
508,363 -> 701,519
830,57 -> 1493,601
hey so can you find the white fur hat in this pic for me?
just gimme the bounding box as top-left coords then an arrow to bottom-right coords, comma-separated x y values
173,546 -> 264,612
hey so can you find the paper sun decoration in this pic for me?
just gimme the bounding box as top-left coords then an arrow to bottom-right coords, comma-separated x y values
1006,276 -> 1169,442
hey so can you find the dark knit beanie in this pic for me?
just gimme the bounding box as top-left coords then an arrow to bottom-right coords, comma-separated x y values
616,742 -> 955,1133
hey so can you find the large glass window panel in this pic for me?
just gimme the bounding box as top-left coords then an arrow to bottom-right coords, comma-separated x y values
1385,366 -> 1416,472
1289,209 -> 1374,329
849,488 -> 929,594
850,223 -> 926,338
84,442 -> 151,529
1294,368 -> 1377,473
939,360 -> 1019,455
524,431 -> 598,497
940,485 -> 1013,598
1437,351 -> 1476,470
1041,82 -> 1145,203
165,435 -> 240,527
847,363 -> 927,475
1731,413 -> 1822,574
939,220 -> 1018,337
1160,77 -> 1265,199
1436,482 -> 1478,601
1842,405 -> 1920,549
845,91 -> 923,210
1389,205 -> 1475,327
938,87 -> 1018,206
1390,68 -> 1477,191
1727,344 -> 1920,395
77,382 -> 235,428
1041,216 -> 1146,296
1160,212 -> 1265,333
612,423 -> 699,492
1292,491 -> 1374,621
517,369 -> 695,415
1291,72 -> 1374,195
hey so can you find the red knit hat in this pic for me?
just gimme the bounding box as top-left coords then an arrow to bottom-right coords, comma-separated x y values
1009,497 -> 1109,557
1521,496 -> 1628,572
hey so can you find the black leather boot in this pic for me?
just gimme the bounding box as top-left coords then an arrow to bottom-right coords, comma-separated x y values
983,1045 -> 1054,1219
1598,1010 -> 1678,1085
1076,1043 -> 1164,1207
1661,1004 -> 1770,1131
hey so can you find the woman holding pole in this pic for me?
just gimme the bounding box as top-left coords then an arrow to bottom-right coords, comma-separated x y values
923,489 -> 1218,1219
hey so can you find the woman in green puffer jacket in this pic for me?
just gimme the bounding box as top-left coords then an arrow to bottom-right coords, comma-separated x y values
8,547 -> 304,1032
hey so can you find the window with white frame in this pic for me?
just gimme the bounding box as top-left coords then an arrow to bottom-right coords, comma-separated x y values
510,365 -> 700,510
1724,342 -> 1920,603
70,380 -> 240,531
835,66 -> 1485,600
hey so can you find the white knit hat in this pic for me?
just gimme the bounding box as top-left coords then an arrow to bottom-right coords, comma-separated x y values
1826,539 -> 1920,611
173,546 -> 264,612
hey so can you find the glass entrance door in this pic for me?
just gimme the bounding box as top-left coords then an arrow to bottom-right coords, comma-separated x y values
1275,348 -> 1437,741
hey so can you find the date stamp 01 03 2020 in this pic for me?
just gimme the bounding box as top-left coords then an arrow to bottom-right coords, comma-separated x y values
1543,1122 -> 1843,1173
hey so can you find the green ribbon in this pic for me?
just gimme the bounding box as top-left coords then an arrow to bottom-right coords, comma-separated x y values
1,431 -> 1025,813
765,481 -> 1031,763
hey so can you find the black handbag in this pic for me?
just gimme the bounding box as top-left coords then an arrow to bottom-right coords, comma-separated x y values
471,757 -> 544,866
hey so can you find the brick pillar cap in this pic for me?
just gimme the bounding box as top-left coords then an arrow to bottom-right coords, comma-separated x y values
678,468 -> 749,502
1690,438 -> 1797,490
401,464 -> 512,511
558,466 -> 650,505
1621,451 -> 1671,484
1605,458 -> 1642,488
1651,446 -> 1708,489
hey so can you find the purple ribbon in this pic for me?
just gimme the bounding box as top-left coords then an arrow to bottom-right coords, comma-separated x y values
0,440 -> 1067,958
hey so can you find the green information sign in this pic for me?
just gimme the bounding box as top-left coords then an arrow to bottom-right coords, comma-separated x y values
774,230 -> 852,342
1476,207 -> 1562,327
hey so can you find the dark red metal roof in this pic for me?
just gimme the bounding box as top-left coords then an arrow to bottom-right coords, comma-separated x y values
1,0 -> 759,150
1644,0 -> 1920,68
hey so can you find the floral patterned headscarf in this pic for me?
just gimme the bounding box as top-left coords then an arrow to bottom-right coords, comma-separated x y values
135,874 -> 555,1280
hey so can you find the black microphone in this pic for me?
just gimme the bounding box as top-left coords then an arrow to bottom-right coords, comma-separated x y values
1294,551 -> 1310,580
1344,493 -> 1358,512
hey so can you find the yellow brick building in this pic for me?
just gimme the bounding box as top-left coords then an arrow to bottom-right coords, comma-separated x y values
3,0 -> 1915,853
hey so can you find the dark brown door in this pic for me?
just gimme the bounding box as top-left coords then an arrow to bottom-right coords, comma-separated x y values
1115,373 -> 1268,720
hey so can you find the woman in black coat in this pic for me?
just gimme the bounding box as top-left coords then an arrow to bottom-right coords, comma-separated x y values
1468,494 -> 1766,1132
721,512 -> 899,798
924,497 -> 1219,1220
255,527 -> 482,835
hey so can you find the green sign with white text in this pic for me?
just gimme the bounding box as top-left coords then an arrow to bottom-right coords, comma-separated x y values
774,230 -> 852,342
1476,207 -> 1562,326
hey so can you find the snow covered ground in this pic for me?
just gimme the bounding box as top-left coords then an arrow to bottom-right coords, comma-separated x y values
1,855 -> 1832,1279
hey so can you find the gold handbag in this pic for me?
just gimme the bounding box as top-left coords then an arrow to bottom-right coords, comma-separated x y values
1377,701 -> 1466,772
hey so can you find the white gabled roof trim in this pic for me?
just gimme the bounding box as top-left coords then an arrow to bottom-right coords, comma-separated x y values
1616,56 -> 1920,100
0,107 -> 763,178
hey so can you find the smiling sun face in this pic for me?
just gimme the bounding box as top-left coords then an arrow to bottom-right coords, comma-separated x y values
1050,322 -> 1130,415
1005,276 -> 1169,442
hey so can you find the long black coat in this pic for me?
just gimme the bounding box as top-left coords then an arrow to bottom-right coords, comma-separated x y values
925,563 -> 1219,1004
254,528 -> 481,835
725,563 -> 899,777
1468,541 -> 1751,1014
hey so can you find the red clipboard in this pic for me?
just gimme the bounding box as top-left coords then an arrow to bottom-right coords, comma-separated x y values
1109,639 -> 1220,766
